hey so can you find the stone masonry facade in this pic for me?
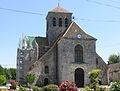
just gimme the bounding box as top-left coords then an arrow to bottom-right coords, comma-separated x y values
16,6 -> 108,87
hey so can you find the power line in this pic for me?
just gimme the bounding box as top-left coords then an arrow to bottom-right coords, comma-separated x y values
75,17 -> 120,23
1,6 -> 120,23
0,7 -> 45,16
86,0 -> 120,10
105,0 -> 120,4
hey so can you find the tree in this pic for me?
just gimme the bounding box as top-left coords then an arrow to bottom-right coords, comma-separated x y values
88,69 -> 101,91
25,73 -> 36,87
9,68 -> 16,80
0,65 -> 4,75
4,68 -> 11,80
0,75 -> 6,85
0,65 -> 16,80
108,54 -> 120,64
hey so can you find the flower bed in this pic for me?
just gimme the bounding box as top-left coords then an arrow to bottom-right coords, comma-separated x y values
59,81 -> 77,91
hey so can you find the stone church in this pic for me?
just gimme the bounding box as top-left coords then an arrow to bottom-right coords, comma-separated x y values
16,6 -> 108,87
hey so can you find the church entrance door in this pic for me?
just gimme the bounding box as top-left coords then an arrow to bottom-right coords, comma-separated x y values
75,68 -> 84,87
44,78 -> 49,86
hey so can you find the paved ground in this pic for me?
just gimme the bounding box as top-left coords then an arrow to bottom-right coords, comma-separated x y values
0,86 -> 8,91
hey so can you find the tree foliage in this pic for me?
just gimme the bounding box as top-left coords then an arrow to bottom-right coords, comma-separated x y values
88,69 -> 101,91
0,65 -> 4,75
0,65 -> 16,80
0,75 -> 6,85
108,54 -> 120,64
25,73 -> 36,85
9,68 -> 16,80
4,68 -> 11,80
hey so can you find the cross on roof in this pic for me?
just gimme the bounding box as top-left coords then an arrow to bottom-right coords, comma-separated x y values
58,0 -> 60,7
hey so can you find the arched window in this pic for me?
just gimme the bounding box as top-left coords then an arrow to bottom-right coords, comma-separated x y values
65,18 -> 68,27
45,66 -> 49,74
53,17 -> 56,26
75,45 -> 83,63
59,18 -> 62,27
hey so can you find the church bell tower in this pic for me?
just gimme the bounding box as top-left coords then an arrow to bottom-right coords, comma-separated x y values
46,6 -> 72,46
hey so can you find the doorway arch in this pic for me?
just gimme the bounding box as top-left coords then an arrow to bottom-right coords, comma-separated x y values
44,78 -> 49,86
75,68 -> 84,87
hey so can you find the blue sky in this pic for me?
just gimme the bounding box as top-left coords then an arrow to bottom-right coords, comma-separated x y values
0,0 -> 120,68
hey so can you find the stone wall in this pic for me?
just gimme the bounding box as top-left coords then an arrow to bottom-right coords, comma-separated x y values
96,54 -> 108,84
29,45 -> 57,86
46,12 -> 72,46
16,42 -> 38,84
108,63 -> 120,82
57,37 -> 97,86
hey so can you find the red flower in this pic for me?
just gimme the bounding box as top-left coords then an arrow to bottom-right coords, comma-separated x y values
59,81 -> 77,91
10,80 -> 16,85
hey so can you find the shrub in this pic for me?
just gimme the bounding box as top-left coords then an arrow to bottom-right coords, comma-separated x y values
59,81 -> 77,91
0,75 -> 6,85
99,87 -> 106,91
32,86 -> 43,91
10,80 -> 16,89
16,86 -> 31,91
84,86 -> 91,91
81,86 -> 108,91
110,80 -> 120,91
43,84 -> 59,91
12,83 -> 17,89
88,69 -> 101,91
25,73 -> 36,86
18,86 -> 29,91
80,86 -> 91,91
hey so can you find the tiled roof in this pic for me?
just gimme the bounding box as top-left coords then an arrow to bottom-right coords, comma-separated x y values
49,6 -> 70,13
35,37 -> 48,47
108,62 -> 120,72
